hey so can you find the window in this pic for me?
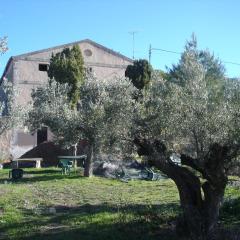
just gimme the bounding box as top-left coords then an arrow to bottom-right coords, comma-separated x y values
84,49 -> 93,57
84,67 -> 93,74
39,64 -> 49,72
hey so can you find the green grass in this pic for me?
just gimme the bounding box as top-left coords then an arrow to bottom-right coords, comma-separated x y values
0,168 -> 239,240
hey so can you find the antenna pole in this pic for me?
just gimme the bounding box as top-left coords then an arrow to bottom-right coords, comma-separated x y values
129,31 -> 137,60
149,44 -> 152,63
132,32 -> 135,59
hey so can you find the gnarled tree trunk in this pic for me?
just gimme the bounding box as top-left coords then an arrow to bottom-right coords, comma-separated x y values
134,138 -> 230,240
84,143 -> 94,177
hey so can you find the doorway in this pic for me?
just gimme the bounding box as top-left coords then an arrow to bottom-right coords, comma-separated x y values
37,127 -> 48,145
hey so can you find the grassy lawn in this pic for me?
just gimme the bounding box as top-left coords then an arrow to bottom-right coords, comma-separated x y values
0,168 -> 239,240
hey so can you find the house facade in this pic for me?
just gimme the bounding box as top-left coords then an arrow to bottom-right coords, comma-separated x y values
0,39 -> 133,158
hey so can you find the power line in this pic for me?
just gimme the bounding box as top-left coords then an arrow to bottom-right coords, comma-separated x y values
149,45 -> 240,67
151,47 -> 181,55
223,61 -> 240,66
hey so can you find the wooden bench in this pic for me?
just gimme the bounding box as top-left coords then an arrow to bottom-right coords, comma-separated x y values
12,158 -> 43,169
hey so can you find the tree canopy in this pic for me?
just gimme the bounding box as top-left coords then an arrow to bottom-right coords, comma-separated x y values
132,37 -> 240,239
0,36 -> 8,55
48,45 -> 85,106
168,34 -> 226,101
125,59 -> 153,90
28,76 -> 135,176
0,38 -> 25,136
0,83 -> 19,135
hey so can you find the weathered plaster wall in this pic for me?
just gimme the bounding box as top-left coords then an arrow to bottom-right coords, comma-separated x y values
3,61 -> 14,82
10,129 -> 37,158
14,60 -> 48,85
13,41 -> 131,105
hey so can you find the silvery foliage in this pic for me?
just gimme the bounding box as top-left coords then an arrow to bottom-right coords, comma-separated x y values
0,36 -> 8,55
0,37 -> 26,136
134,51 -> 240,161
28,75 -> 136,151
0,81 -> 25,135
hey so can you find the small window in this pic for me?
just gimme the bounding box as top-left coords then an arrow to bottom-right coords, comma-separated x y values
85,67 -> 93,74
84,49 -> 93,57
39,64 -> 49,72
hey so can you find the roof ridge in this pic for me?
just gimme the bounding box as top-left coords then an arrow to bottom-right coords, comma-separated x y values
1,39 -> 132,82
13,39 -> 133,62
83,39 -> 133,62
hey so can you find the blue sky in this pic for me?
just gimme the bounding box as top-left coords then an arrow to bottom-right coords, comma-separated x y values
0,0 -> 240,77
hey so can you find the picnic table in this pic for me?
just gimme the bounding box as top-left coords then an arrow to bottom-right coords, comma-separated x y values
58,155 -> 87,174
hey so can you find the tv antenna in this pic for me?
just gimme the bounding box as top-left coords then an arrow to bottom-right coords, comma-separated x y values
128,31 -> 138,60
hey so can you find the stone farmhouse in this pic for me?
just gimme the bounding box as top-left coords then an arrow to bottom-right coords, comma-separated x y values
0,39 -> 133,159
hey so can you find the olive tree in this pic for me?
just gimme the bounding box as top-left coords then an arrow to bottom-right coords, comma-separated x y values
0,36 -> 9,135
0,36 -> 8,54
28,76 -> 136,177
0,83 -> 20,135
0,38 -> 25,136
132,47 -> 240,239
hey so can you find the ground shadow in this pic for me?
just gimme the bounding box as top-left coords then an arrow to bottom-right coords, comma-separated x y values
1,202 -> 240,240
0,169 -> 83,184
20,223 -> 178,240
0,203 -> 181,240
25,169 -> 61,175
